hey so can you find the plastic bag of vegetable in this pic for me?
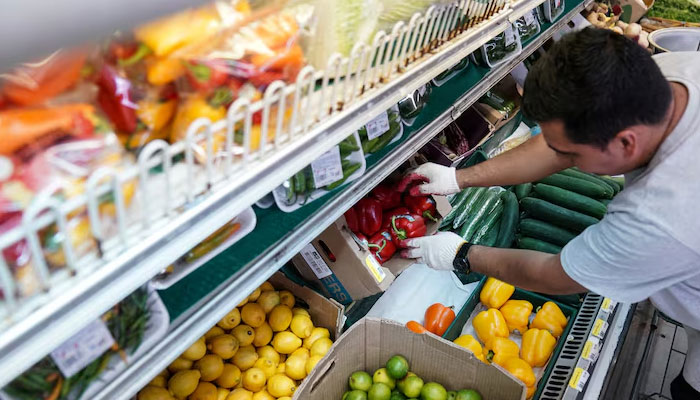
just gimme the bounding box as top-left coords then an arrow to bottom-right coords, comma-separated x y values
516,10 -> 541,43
471,23 -> 522,68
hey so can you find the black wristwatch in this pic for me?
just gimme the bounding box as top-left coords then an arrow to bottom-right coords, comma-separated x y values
453,242 -> 473,274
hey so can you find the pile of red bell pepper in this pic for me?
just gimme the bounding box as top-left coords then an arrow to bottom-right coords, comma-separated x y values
343,181 -> 441,264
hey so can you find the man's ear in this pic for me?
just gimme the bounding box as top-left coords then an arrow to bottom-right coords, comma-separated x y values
615,129 -> 637,157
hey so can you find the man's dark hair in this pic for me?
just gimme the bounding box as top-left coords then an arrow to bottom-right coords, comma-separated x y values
522,27 -> 672,149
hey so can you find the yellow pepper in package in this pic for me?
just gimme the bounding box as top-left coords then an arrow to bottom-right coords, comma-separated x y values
480,277 -> 515,309
134,6 -> 222,57
170,94 -> 227,143
137,98 -> 178,132
453,334 -> 485,363
483,336 -> 519,366
521,328 -> 557,368
501,357 -> 537,399
531,301 -> 568,338
473,308 -> 509,346
500,299 -> 533,334
146,56 -> 185,85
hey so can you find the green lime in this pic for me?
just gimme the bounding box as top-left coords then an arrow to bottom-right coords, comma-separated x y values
420,382 -> 447,400
402,375 -> 424,398
447,391 -> 457,400
373,368 -> 396,390
345,389 -> 369,400
350,371 -> 373,391
397,372 -> 417,393
391,389 -> 407,400
455,389 -> 482,400
369,382 -> 392,400
386,355 -> 410,380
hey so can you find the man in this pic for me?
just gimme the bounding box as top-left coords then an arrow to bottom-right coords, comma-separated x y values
400,28 -> 700,399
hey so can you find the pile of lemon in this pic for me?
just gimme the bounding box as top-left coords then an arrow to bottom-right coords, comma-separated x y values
138,280 -> 334,400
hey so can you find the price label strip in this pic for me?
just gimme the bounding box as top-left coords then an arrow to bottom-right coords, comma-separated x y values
51,319 -> 115,378
524,10 -> 536,25
569,367 -> 590,391
555,0 -> 562,9
601,298 -> 617,313
311,146 -> 343,188
592,318 -> 609,339
364,255 -> 386,283
365,112 -> 390,140
300,243 -> 333,279
581,336 -> 602,362
504,24 -> 516,47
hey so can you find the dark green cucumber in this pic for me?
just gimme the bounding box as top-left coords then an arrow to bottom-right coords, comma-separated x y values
453,187 -> 487,229
449,189 -> 470,206
538,174 -> 611,199
599,176 -> 621,194
514,183 -> 532,200
442,189 -> 473,228
495,191 -> 519,248
460,190 -> 502,241
471,202 -> 504,244
518,218 -> 576,247
520,197 -> 599,232
481,222 -> 501,247
516,236 -> 562,254
559,169 -> 614,198
533,183 -> 607,219
599,198 -> 611,206
610,176 -> 625,189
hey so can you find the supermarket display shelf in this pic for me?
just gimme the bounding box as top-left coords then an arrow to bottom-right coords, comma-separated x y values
91,1 -> 591,398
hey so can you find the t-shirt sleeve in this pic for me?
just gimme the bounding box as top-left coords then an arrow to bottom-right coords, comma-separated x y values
561,208 -> 700,304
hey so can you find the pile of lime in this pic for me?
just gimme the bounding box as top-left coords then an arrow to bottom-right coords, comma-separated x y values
342,355 -> 482,400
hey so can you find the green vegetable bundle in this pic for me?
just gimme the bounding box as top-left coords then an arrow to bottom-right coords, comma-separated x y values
359,111 -> 402,154
647,0 -> 700,23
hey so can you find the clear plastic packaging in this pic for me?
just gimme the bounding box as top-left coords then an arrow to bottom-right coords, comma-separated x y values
471,23 -> 523,68
516,10 -> 542,43
543,0 -> 565,22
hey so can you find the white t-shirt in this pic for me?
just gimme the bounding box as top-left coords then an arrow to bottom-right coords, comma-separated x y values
561,51 -> 700,330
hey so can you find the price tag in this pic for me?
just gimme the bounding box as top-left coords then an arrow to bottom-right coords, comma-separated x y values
311,146 -> 343,188
300,243 -> 333,279
592,318 -> 609,339
554,0 -> 561,8
365,112 -> 390,140
504,25 -> 516,47
582,336 -> 601,362
601,298 -> 617,313
365,255 -> 386,283
51,319 -> 115,378
569,367 -> 590,391
524,10 -> 536,25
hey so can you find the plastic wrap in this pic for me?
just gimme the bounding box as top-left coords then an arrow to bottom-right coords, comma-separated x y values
376,0 -> 449,33
471,23 -> 522,68
516,10 -> 542,43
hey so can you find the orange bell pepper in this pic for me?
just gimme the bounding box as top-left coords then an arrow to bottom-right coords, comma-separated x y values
483,336 -> 519,366
521,328 -> 556,368
133,6 -> 221,57
453,334 -> 485,363
137,98 -> 177,132
531,301 -> 568,338
472,308 -> 509,346
170,94 -> 226,143
250,44 -> 304,71
500,299 -> 533,334
480,277 -> 515,309
501,357 -> 536,399
424,303 -> 455,336
146,56 -> 186,85
406,321 -> 427,334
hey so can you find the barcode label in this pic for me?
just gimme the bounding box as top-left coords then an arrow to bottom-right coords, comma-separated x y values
524,10 -> 536,25
569,367 -> 590,391
51,319 -> 115,378
311,146 -> 343,188
582,336 -> 601,362
300,243 -> 332,279
601,298 -> 617,313
504,24 -> 516,47
365,255 -> 386,283
592,318 -> 609,339
366,112 -> 390,140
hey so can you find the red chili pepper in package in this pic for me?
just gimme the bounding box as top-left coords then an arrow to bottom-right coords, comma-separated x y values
382,207 -> 410,229
95,65 -> 138,133
404,195 -> 439,222
367,230 -> 397,264
355,198 -> 383,237
184,59 -> 230,92
371,184 -> 403,210
344,207 -> 360,233
390,213 -> 427,245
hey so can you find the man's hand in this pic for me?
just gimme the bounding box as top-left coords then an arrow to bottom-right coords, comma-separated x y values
400,231 -> 465,270
398,163 -> 461,196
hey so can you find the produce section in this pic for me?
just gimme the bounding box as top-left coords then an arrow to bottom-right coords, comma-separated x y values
0,0 -> 672,398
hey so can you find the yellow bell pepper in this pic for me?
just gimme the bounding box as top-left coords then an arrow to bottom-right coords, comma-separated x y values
454,334 -> 486,363
531,301 -> 568,338
501,357 -> 536,399
134,6 -> 221,57
521,328 -> 557,368
483,336 -> 519,366
137,98 -> 177,132
500,299 -> 533,334
473,308 -> 509,346
170,95 -> 227,143
146,57 -> 185,85
480,277 -> 515,309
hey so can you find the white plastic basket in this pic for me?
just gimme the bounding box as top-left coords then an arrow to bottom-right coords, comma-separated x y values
542,0 -> 565,22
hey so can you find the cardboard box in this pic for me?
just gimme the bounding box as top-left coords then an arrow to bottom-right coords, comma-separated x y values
619,0 -> 654,23
473,74 -> 522,132
268,272 -> 345,339
295,318 -> 526,399
291,196 -> 451,305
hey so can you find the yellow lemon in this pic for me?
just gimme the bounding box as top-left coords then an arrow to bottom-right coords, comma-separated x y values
167,357 -> 193,373
252,323 -> 273,347
254,357 -> 277,378
241,303 -> 266,328
306,354 -> 324,375
267,374 -> 297,397
147,375 -> 167,388
292,308 -> 311,318
276,363 -> 286,375
215,364 -> 242,389
182,337 -> 207,361
237,298 -> 249,308
232,325 -> 255,347
137,386 -> 173,400
218,308 -> 241,330
259,282 -> 275,292
225,388 -> 253,400
195,354 -> 224,381
208,335 -> 239,360
247,288 -> 262,302
268,305 -> 293,332
272,331 -> 302,354
256,346 -> 280,365
241,367 -> 267,392
279,290 -> 295,308
290,348 -> 310,361
189,381 -> 217,400
205,326 -> 225,340
217,388 -> 230,400
284,354 -> 307,380
277,398 -> 292,400
256,291 -> 280,314
168,369 -> 201,398
290,315 -> 313,339
233,345 -> 259,371
310,337 -> 333,357
252,389 -> 275,400
303,327 -> 330,350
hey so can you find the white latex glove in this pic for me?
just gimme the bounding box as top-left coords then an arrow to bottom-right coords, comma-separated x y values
398,162 -> 461,196
400,231 -> 466,271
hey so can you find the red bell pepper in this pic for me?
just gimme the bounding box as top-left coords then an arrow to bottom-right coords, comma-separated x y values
344,207 -> 360,233
367,229 -> 397,264
95,65 -> 138,133
184,59 -> 229,92
390,213 -> 427,245
355,198 -> 383,237
371,184 -> 403,210
404,195 -> 439,222
382,207 -> 410,229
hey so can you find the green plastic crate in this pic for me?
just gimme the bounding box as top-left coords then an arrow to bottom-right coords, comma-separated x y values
442,277 -> 578,400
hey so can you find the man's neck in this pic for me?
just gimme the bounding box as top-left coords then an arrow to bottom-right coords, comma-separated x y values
640,82 -> 689,164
